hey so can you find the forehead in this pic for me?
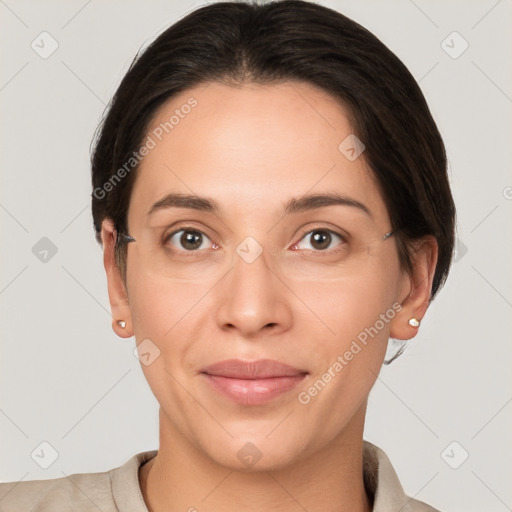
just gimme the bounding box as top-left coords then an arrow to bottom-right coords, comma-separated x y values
128,81 -> 388,223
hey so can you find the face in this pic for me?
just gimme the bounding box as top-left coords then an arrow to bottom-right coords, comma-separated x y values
105,81 -> 420,471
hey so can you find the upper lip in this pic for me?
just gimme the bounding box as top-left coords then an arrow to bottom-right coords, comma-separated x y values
201,359 -> 307,379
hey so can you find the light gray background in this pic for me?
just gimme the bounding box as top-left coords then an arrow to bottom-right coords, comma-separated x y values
1,1 -> 511,510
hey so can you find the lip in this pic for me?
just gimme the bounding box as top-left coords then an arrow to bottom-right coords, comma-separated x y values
201,359 -> 308,405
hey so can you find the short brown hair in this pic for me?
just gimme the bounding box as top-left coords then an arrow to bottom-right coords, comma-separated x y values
91,0 -> 456,299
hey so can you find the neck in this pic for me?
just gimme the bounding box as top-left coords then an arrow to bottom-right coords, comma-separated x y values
139,406 -> 372,512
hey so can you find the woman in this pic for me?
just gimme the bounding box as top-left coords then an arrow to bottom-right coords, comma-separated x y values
0,1 -> 454,510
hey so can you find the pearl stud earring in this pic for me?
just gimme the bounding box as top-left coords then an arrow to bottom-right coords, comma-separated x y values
408,318 -> 420,327
117,320 -> 126,329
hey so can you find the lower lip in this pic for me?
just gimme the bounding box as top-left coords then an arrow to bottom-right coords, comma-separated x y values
202,373 -> 307,405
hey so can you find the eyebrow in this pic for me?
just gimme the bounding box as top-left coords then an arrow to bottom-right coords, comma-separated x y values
147,192 -> 371,217
284,192 -> 371,217
148,193 -> 217,215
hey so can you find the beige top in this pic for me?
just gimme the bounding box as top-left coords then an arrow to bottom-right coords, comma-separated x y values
0,440 -> 440,511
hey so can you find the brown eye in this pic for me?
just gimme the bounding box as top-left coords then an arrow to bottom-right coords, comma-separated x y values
310,230 -> 332,250
165,229 -> 212,251
293,229 -> 345,252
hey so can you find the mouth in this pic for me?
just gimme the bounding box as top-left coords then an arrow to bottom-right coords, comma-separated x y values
200,359 -> 308,405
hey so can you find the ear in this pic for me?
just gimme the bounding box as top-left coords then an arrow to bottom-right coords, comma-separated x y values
389,235 -> 438,340
101,218 -> 133,338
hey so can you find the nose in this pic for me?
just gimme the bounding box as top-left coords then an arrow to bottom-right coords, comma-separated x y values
215,245 -> 293,338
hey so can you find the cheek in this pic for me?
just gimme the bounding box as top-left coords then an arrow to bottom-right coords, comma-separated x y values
126,269 -> 219,381
291,274 -> 395,437
126,273 -> 210,409
294,266 -> 399,387
128,276 -> 170,340
128,266 -> 213,336
294,265 -> 399,345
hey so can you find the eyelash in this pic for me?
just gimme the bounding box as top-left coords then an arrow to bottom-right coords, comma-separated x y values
162,225 -> 348,255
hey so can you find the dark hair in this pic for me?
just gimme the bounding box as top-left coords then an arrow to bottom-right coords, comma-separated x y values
91,0 -> 455,299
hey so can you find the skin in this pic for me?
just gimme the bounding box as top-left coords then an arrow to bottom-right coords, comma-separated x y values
101,81 -> 437,512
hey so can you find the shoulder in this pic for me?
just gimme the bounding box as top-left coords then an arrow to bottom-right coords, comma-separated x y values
0,471 -> 113,511
0,450 -> 157,512
363,440 -> 442,512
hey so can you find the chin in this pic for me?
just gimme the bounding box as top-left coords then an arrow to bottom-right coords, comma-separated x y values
198,432 -> 311,473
